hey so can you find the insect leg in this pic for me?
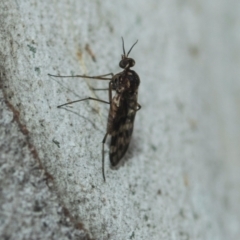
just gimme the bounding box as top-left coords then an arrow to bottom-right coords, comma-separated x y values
89,87 -> 109,91
100,82 -> 113,182
57,97 -> 110,108
102,132 -> 108,182
48,73 -> 114,80
89,73 -> 114,78
108,81 -> 113,102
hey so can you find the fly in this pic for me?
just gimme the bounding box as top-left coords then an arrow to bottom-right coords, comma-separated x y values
48,38 -> 141,181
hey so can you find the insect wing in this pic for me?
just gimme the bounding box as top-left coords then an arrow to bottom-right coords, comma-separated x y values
109,95 -> 137,166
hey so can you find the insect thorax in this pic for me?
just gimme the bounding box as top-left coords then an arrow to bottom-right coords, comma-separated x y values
107,69 -> 140,134
112,69 -> 140,95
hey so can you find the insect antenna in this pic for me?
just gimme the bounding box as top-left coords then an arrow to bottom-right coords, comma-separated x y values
121,37 -> 138,56
127,40 -> 138,57
121,37 -> 126,56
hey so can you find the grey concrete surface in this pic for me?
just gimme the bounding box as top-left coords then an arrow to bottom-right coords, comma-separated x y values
0,0 -> 239,239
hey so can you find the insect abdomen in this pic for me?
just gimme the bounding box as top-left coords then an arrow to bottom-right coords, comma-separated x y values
109,96 -> 137,166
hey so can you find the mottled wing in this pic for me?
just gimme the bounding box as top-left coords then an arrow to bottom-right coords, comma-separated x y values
109,96 -> 137,166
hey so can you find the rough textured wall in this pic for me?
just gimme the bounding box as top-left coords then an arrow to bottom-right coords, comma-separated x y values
0,0 -> 239,239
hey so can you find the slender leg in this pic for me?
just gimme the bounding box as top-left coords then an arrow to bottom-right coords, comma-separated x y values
50,72 -> 114,182
48,73 -> 114,80
89,81 -> 115,92
89,87 -> 109,91
57,97 -> 110,108
100,82 -> 112,182
108,81 -> 112,103
102,133 -> 108,182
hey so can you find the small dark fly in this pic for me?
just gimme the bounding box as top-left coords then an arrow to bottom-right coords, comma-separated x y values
48,38 -> 141,181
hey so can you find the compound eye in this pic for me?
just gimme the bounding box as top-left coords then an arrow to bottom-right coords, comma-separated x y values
119,59 -> 128,68
129,59 -> 135,67
119,58 -> 135,68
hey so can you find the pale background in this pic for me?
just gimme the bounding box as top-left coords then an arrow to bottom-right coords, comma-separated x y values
0,0 -> 239,239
